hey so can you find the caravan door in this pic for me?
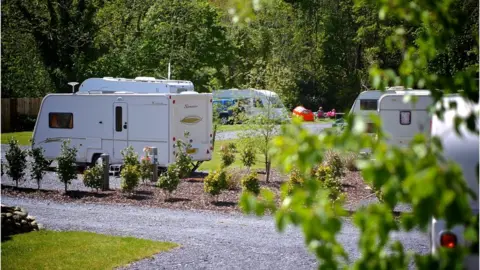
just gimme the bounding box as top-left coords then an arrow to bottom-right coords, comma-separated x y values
113,102 -> 128,161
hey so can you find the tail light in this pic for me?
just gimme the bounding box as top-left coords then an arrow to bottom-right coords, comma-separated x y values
173,137 -> 176,141
440,232 -> 457,248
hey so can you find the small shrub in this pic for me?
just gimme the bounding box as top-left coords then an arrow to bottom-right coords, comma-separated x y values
220,143 -> 236,168
139,156 -> 152,183
121,146 -> 139,167
57,140 -> 78,193
226,142 -> 237,153
239,144 -> 256,168
173,132 -> 194,178
314,165 -> 342,202
5,138 -> 28,187
226,169 -> 242,190
204,169 -> 229,197
83,163 -> 104,192
29,143 -> 50,190
120,164 -> 140,193
324,151 -> 345,179
287,168 -> 304,194
343,152 -> 358,171
157,163 -> 180,198
241,171 -> 260,195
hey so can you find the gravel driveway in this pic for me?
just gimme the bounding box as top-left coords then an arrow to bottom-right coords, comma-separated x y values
2,196 -> 429,270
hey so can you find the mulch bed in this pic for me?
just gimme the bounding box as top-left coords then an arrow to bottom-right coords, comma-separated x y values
1,169 -> 373,214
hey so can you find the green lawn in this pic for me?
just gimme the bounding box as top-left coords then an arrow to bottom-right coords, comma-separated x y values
1,131 -> 33,146
199,139 -> 265,172
216,124 -> 247,132
1,230 -> 178,270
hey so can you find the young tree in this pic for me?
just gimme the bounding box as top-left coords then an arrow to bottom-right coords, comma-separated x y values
57,140 -> 78,193
5,138 -> 27,187
29,141 -> 50,190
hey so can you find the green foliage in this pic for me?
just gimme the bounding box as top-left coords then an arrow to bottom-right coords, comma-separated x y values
241,171 -> 260,195
343,152 -> 359,172
220,143 -> 236,168
323,150 -> 346,180
83,163 -> 104,192
239,142 -> 257,168
286,168 -> 304,194
29,143 -> 50,190
156,164 -> 181,197
174,133 -> 194,178
120,164 -> 140,194
204,169 -> 229,197
121,146 -> 139,167
139,157 -> 152,183
56,140 -> 78,193
5,138 -> 28,187
314,165 -> 343,202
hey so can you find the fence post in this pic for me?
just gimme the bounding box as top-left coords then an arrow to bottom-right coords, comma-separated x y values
150,147 -> 158,183
101,154 -> 109,191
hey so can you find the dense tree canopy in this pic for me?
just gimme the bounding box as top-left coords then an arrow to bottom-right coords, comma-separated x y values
2,0 -> 478,111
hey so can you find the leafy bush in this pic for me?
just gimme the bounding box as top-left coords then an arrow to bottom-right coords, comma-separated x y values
220,143 -> 236,168
139,156 -> 152,183
174,138 -> 193,178
314,165 -> 342,202
323,150 -> 345,179
56,140 -> 78,193
286,168 -> 304,194
5,138 -> 28,187
157,163 -> 180,198
239,143 -> 257,168
29,143 -> 50,190
241,171 -> 260,195
204,169 -> 229,197
226,142 -> 237,153
121,146 -> 139,167
343,152 -> 358,172
83,163 -> 104,192
120,164 -> 140,193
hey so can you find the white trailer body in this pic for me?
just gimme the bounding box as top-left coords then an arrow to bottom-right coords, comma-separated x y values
429,95 -> 479,269
213,89 -> 289,120
378,93 -> 433,147
78,77 -> 195,94
348,88 -> 431,133
32,92 -> 213,167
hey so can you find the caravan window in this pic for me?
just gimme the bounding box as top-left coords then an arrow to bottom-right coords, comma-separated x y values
49,113 -> 73,129
115,106 -> 123,132
400,111 -> 411,125
360,99 -> 377,110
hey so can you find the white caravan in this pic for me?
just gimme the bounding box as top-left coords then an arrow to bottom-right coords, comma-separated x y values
348,87 -> 431,134
378,91 -> 433,147
429,95 -> 479,269
78,77 -> 195,94
32,92 -> 213,169
212,89 -> 289,121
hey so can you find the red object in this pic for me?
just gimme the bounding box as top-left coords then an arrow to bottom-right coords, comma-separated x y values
440,232 -> 457,248
173,137 -> 176,141
173,100 -> 176,104
292,106 -> 314,121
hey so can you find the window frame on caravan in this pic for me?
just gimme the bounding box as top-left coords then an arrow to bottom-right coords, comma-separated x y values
399,111 -> 412,125
359,99 -> 378,110
49,112 -> 73,129
115,106 -> 123,132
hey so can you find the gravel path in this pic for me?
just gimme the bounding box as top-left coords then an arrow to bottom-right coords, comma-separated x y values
2,196 -> 429,269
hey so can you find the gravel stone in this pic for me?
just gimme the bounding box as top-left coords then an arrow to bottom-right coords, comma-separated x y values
2,196 -> 429,270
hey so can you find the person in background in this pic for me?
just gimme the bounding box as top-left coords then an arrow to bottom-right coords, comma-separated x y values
317,106 -> 324,118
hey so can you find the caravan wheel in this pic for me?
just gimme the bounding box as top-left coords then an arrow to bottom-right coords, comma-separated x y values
90,153 -> 102,168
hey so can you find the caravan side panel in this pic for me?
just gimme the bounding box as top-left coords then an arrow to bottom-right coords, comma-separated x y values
378,94 -> 433,147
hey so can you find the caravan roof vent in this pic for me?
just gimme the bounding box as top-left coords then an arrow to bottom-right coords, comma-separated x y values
388,86 -> 405,91
135,76 -> 157,81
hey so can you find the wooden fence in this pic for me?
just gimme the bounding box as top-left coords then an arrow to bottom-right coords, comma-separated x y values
2,98 -> 43,133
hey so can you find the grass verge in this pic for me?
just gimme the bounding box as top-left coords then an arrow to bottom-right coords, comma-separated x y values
1,230 -> 178,270
1,131 -> 33,146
